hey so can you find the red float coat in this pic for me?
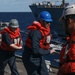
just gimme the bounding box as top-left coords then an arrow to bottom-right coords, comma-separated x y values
26,21 -> 51,50
58,31 -> 75,74
0,27 -> 22,51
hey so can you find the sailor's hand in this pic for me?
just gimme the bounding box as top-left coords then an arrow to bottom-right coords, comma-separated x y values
50,48 -> 56,54
18,46 -> 22,50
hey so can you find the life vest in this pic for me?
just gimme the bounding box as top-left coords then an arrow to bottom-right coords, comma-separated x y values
59,46 -> 67,64
59,31 -> 75,74
0,27 -> 22,51
26,21 -> 51,50
60,36 -> 70,64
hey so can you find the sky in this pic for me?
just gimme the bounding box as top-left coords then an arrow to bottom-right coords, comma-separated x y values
0,0 -> 74,12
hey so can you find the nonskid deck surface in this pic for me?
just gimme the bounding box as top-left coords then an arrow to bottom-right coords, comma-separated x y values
5,57 -> 58,75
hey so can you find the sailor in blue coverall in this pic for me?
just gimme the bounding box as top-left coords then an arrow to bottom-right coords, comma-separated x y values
22,11 -> 56,75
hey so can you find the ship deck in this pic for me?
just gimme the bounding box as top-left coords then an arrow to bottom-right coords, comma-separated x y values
5,57 -> 58,75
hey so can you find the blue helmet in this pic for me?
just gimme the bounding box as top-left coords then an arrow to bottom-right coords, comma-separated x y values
39,11 -> 53,22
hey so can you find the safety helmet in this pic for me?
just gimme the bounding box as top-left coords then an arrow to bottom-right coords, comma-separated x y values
39,11 -> 53,22
9,19 -> 19,28
59,4 -> 75,22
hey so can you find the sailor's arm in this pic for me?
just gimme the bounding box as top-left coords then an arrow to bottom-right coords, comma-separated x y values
31,30 -> 55,55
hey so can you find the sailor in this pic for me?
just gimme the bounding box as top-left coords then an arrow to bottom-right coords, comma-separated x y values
58,4 -> 75,75
0,19 -> 22,75
22,11 -> 56,75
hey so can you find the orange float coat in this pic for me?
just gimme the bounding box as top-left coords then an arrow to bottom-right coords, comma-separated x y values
0,27 -> 22,51
58,31 -> 75,74
26,21 -> 51,50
